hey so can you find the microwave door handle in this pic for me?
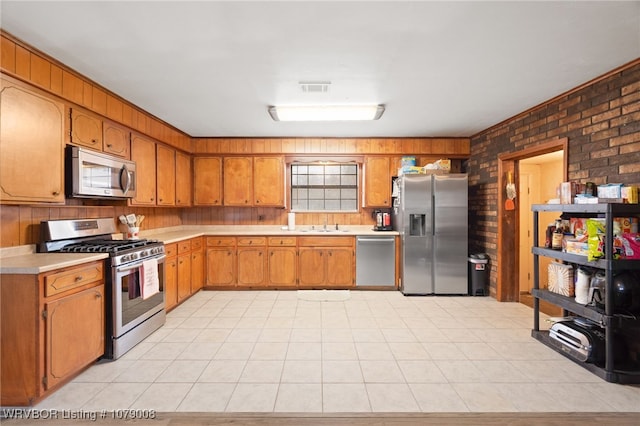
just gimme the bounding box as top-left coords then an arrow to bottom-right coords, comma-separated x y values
120,164 -> 132,195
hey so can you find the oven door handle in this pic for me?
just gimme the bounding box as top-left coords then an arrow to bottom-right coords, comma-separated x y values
120,164 -> 132,195
116,254 -> 166,273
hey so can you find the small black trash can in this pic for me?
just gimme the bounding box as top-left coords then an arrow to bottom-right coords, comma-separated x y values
468,254 -> 489,296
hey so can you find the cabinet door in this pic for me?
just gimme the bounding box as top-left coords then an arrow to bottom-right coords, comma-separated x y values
223,157 -> 253,206
206,248 -> 236,286
363,156 -> 391,207
237,247 -> 266,286
165,257 -> 178,311
268,247 -> 297,287
156,144 -> 176,206
298,248 -> 325,287
193,157 -> 222,206
326,247 -> 354,287
0,76 -> 65,203
45,286 -> 104,389
191,248 -> 204,293
175,151 -> 192,206
254,156 -> 284,207
177,253 -> 191,301
130,134 -> 157,205
103,120 -> 130,158
70,107 -> 102,150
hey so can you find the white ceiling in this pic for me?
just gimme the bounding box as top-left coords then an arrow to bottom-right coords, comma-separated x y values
2,1 -> 639,138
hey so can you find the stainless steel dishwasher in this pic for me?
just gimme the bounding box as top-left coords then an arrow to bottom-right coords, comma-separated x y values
356,235 -> 396,286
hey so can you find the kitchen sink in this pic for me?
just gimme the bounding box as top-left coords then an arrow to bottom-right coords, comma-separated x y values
299,228 -> 350,233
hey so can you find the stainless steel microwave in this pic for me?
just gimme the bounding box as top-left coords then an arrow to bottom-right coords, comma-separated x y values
66,145 -> 136,199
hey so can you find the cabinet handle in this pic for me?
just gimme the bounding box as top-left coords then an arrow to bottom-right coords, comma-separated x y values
52,191 -> 60,196
95,292 -> 102,298
280,241 -> 283,245
227,251 -> 231,256
256,200 -> 260,204
259,252 -> 262,256
249,241 -> 252,245
106,143 -> 112,148
91,139 -> 97,143
75,275 -> 83,282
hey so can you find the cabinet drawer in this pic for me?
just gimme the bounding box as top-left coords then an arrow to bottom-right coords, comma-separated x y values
178,240 -> 192,254
298,237 -> 354,247
165,243 -> 177,258
191,237 -> 203,251
206,236 -> 236,247
268,236 -> 297,247
237,237 -> 266,246
45,262 -> 104,297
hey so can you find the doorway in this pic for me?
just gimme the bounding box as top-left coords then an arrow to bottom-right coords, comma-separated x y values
496,138 -> 568,303
518,152 -> 563,312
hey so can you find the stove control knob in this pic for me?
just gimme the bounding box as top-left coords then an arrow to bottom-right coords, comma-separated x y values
121,255 -> 129,263
140,250 -> 148,257
131,253 -> 138,260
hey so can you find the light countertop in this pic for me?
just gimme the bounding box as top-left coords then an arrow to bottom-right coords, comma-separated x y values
0,225 -> 398,274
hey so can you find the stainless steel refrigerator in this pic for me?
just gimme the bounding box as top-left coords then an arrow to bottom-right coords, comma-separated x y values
392,174 -> 468,295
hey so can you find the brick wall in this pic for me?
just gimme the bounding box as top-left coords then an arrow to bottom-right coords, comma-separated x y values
468,60 -> 640,293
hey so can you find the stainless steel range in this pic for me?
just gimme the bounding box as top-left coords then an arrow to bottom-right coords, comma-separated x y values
39,218 -> 166,359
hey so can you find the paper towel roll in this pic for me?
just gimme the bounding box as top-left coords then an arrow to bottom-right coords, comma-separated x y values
287,212 -> 295,230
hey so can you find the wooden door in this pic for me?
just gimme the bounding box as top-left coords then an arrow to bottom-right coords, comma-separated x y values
223,157 -> 253,206
298,248 -> 325,287
175,151 -> 192,206
206,248 -> 236,286
193,157 -> 222,206
254,156 -> 284,207
364,156 -> 391,207
70,107 -> 102,150
0,76 -> 65,203
326,247 -> 354,287
45,286 -> 104,389
177,253 -> 191,301
130,134 -> 157,205
103,120 -> 130,158
237,247 -> 266,286
268,247 -> 297,287
165,256 -> 178,310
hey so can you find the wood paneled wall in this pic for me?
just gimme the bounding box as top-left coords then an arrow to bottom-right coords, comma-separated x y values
0,31 -> 190,152
0,203 -> 182,247
192,137 -> 470,156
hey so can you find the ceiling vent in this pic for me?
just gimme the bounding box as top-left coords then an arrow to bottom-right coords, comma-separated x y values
299,81 -> 330,93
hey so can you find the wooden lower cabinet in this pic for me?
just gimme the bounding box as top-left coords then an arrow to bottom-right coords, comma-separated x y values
166,238 -> 204,309
267,247 -> 297,287
206,237 -> 237,287
203,235 -> 355,289
0,261 -> 105,406
177,253 -> 191,302
190,238 -> 204,293
237,237 -> 267,287
298,237 -> 355,289
45,286 -> 104,389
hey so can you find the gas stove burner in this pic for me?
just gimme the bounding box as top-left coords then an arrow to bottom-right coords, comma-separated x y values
59,239 -> 159,254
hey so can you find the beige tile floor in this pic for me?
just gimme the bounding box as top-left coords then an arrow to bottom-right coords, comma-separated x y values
35,290 -> 640,413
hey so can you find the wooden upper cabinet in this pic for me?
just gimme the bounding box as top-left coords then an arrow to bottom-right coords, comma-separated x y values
156,144 -> 176,206
130,133 -> 156,206
193,157 -> 222,206
223,157 -> 253,206
175,151 -> 192,207
363,156 -> 391,207
70,107 -> 102,150
254,156 -> 284,207
103,120 -> 130,158
0,75 -> 65,204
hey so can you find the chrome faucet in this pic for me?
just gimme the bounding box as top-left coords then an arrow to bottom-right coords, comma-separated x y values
323,218 -> 327,231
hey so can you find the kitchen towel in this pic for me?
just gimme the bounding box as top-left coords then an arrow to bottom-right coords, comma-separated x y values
288,212 -> 296,230
140,258 -> 159,300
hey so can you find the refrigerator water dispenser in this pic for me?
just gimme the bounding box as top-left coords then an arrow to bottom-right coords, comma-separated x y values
409,214 -> 426,236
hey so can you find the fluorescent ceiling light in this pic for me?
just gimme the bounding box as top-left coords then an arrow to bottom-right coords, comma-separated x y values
268,105 -> 385,121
